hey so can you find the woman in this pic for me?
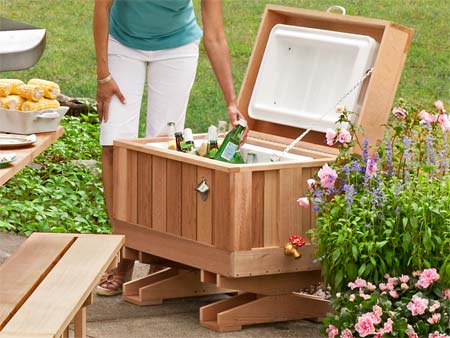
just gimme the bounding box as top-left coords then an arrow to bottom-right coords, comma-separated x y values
94,0 -> 244,295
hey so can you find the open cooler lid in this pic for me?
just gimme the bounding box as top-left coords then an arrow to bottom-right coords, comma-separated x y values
248,24 -> 379,133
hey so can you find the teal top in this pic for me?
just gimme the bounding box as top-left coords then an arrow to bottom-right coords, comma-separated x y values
110,0 -> 203,51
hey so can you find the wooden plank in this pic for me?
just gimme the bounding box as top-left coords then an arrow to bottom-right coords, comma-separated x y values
251,171 -> 264,248
231,244 -> 320,277
196,167 -> 214,244
114,220 -> 232,276
2,235 -> 124,338
0,233 -> 74,330
301,167 -> 313,239
181,163 -> 197,240
0,127 -> 64,187
73,307 -> 86,338
278,168 -> 303,245
230,172 -> 253,251
137,153 -> 152,228
166,159 -> 182,235
127,150 -> 138,224
213,171 -> 231,250
112,146 -> 128,221
263,171 -> 279,247
151,157 -> 167,232
0,333 -> 53,338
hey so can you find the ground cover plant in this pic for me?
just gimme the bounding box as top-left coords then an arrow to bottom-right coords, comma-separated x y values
0,0 -> 448,234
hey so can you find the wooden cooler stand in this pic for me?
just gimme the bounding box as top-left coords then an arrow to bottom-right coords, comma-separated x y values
112,5 -> 413,332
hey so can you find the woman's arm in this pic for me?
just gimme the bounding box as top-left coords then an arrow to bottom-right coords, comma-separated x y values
93,0 -> 125,122
201,0 -> 244,130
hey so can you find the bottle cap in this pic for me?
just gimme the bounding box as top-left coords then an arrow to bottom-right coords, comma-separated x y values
238,119 -> 248,128
208,125 -> 218,140
183,128 -> 194,142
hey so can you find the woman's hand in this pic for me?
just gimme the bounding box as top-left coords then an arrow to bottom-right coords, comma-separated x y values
96,79 -> 126,123
227,101 -> 249,144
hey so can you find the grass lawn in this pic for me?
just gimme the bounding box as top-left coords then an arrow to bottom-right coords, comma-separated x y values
2,0 -> 449,132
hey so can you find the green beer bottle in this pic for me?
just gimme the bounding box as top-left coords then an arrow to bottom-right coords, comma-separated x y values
214,119 -> 247,163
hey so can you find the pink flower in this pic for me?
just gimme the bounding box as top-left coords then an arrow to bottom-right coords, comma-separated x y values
372,305 -> 383,320
438,114 -> 450,132
443,289 -> 450,300
365,158 -> 377,177
359,291 -> 371,300
297,197 -> 309,208
417,268 -> 440,288
429,301 -> 440,312
326,128 -> 337,146
389,290 -> 399,299
383,318 -> 393,333
392,107 -> 407,119
412,270 -> 421,277
407,294 -> 429,315
427,313 -> 441,324
326,324 -> 339,338
366,282 -> 377,291
340,329 -> 353,338
399,274 -> 410,283
354,277 -> 367,288
355,313 -> 376,337
401,282 -> 409,290
337,129 -> 352,144
407,324 -> 418,338
434,100 -> 446,112
349,294 -> 356,302
306,178 -> 316,190
428,332 -> 448,338
336,105 -> 345,113
419,110 -> 438,123
318,164 -> 338,189
379,283 -> 388,291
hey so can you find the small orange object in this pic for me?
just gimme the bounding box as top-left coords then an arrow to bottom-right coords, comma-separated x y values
284,242 -> 301,259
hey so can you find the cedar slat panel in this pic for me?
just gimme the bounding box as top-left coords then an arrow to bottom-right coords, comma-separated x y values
166,160 -> 182,235
127,151 -> 138,224
279,168 -> 303,245
301,167 -> 312,240
152,157 -> 167,232
213,171 -> 231,250
196,167 -> 214,244
112,147 -> 127,221
263,171 -> 279,247
251,171 -> 265,248
181,163 -> 197,240
137,153 -> 152,228
230,172 -> 253,251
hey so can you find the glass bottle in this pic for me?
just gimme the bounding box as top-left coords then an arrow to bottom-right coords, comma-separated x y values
207,125 -> 219,158
175,131 -> 184,152
167,122 -> 176,150
181,128 -> 195,153
217,120 -> 227,148
214,119 -> 247,163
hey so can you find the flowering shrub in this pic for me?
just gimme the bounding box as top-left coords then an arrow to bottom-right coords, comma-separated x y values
323,269 -> 450,337
301,100 -> 450,292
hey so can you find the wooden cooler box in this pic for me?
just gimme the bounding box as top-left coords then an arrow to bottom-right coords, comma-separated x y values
112,5 -> 413,332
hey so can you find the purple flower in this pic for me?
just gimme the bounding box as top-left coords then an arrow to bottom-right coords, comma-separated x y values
343,184 -> 355,210
362,139 -> 369,162
365,158 -> 377,178
386,140 -> 393,175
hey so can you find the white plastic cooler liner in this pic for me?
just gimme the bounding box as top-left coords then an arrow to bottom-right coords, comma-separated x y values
248,24 -> 379,133
145,141 -> 313,164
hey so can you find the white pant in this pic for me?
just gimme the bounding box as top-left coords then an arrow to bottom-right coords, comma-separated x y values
100,36 -> 199,146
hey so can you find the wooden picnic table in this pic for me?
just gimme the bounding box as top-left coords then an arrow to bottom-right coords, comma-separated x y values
0,126 -> 63,187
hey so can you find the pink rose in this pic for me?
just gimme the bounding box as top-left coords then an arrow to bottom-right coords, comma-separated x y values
372,305 -> 382,318
366,282 -> 376,291
438,114 -> 450,131
326,128 -> 337,146
355,313 -> 376,337
337,129 -> 352,144
349,294 -> 356,302
419,110 -> 438,123
336,105 -> 345,113
427,313 -> 441,324
399,275 -> 410,283
412,270 -> 421,277
365,158 -> 377,177
340,329 -> 353,338
307,178 -> 316,190
383,318 -> 393,333
359,291 -> 371,300
443,289 -> 450,300
407,325 -> 418,338
297,197 -> 310,208
354,277 -> 367,288
429,301 -> 440,312
428,332 -> 448,338
318,164 -> 338,189
401,282 -> 409,290
434,100 -> 446,112
417,268 -> 440,288
407,294 -> 429,315
389,290 -> 399,299
392,107 -> 407,119
326,324 -> 339,338
379,283 -> 388,291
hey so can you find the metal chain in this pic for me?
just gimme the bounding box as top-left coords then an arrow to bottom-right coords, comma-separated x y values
271,67 -> 374,162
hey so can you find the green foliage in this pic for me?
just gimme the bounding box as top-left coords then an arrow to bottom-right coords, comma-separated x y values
0,111 -> 109,235
307,101 -> 450,292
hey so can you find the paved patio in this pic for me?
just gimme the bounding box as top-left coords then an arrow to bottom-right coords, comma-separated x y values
0,232 -> 323,338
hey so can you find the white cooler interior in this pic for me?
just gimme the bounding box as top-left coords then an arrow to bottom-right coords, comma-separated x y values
248,24 -> 379,132
145,141 -> 313,164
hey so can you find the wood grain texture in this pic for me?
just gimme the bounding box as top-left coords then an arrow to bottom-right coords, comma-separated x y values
263,171 -> 279,247
112,146 -> 127,221
251,171 -> 265,248
127,150 -> 138,224
0,127 -> 63,187
213,171 -> 231,250
181,163 -> 197,240
151,157 -> 167,232
137,153 -> 152,228
166,159 -> 182,235
196,167 -> 214,244
230,172 -> 253,251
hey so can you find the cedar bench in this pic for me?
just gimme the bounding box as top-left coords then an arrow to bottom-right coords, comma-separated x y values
0,232 -> 124,338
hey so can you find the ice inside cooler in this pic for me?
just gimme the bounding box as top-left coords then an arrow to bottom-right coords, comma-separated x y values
145,141 -> 313,164
248,24 -> 379,133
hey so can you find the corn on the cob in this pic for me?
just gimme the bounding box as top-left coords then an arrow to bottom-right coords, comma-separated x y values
28,79 -> 60,99
0,83 -> 11,97
0,79 -> 25,94
0,95 -> 25,110
17,84 -> 44,102
21,98 -> 60,111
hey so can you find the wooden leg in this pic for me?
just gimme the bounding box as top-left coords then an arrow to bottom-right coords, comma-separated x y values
200,292 -> 331,332
122,268 -> 233,306
62,326 -> 69,338
74,306 -> 86,338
